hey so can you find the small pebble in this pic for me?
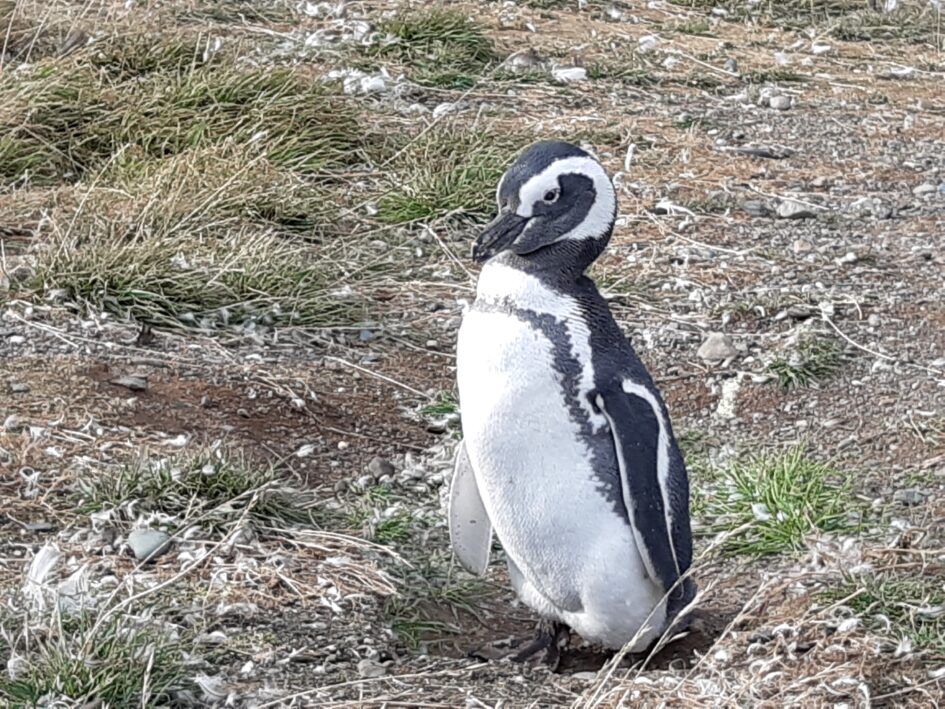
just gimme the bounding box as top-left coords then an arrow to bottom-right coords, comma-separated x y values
697,332 -> 738,363
368,456 -> 395,480
357,659 -> 387,679
111,375 -> 147,392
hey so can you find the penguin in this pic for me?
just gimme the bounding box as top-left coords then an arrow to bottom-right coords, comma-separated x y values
449,140 -> 695,667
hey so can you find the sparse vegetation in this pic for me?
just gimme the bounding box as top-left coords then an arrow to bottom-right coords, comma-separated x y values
767,335 -> 845,389
3,0 -> 945,704
696,447 -> 857,556
78,449 -> 317,533
825,570 -> 945,652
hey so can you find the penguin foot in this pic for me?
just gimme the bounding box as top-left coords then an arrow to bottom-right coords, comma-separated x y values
470,621 -> 570,670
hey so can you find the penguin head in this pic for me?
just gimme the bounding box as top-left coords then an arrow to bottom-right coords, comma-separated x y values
472,141 -> 616,273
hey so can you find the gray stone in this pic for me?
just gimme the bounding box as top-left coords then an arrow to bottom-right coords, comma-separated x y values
26,521 -> 55,532
128,529 -> 171,561
777,200 -> 817,219
697,332 -> 738,363
786,304 -> 814,320
367,456 -> 395,480
110,375 -> 147,392
769,95 -> 792,111
3,415 -> 23,432
792,238 -> 814,254
741,199 -> 774,218
894,488 -> 928,507
357,659 -> 387,678
8,382 -> 30,394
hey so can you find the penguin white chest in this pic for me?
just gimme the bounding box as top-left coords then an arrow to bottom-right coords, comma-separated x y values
454,264 -> 667,650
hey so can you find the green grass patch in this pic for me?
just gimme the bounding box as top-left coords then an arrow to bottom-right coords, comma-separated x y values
384,561 -> 495,650
696,446 -> 856,556
0,54 -> 365,186
34,147 -> 360,329
85,34 -> 220,81
824,571 -> 945,652
744,69 -> 807,83
375,124 -> 522,225
0,602 -> 190,706
767,335 -> 845,389
78,449 -> 317,533
369,9 -> 498,88
674,19 -> 714,35
586,62 -> 655,85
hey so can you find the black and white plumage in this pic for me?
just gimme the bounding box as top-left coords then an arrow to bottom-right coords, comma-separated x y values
449,140 -> 694,655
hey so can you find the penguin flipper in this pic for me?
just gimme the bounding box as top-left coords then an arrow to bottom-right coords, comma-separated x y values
448,441 -> 493,576
593,381 -> 682,597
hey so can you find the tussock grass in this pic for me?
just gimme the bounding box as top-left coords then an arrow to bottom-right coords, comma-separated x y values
767,335 -> 845,389
0,64 -> 122,186
697,447 -> 856,556
131,68 -> 363,172
0,606 -> 190,706
34,147 -> 360,328
79,449 -> 317,533
825,570 -> 945,652
385,573 -> 493,650
376,124 -> 522,225
371,9 -> 498,88
0,56 -> 364,186
85,33 -> 221,80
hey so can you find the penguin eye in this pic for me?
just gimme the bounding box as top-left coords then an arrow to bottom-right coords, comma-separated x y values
542,188 -> 560,204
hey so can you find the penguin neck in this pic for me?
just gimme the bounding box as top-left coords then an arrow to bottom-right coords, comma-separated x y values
491,230 -> 612,292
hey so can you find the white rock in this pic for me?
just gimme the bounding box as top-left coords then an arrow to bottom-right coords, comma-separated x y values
811,41 -> 832,55
638,35 -> 660,53
295,444 -> 316,458
552,66 -> 587,83
432,102 -> 456,119
128,529 -> 171,561
697,332 -> 737,362
777,200 -> 816,219
769,95 -> 792,111
359,75 -> 386,94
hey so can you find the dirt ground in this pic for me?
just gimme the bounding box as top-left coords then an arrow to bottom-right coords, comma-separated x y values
2,0 -> 945,707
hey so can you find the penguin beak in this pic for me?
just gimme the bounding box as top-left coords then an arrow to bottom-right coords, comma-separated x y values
472,211 -> 529,263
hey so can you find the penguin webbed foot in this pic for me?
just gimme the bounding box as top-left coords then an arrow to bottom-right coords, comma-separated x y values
470,620 -> 570,671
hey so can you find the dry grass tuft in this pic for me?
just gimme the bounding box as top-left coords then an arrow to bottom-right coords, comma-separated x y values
78,447 -> 319,533
33,148 -> 360,328
0,55 -> 364,187
370,9 -> 499,88
376,124 -> 524,225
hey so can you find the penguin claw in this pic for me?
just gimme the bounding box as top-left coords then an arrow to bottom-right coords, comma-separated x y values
470,621 -> 570,671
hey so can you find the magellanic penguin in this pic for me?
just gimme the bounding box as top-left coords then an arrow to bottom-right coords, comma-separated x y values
449,140 -> 695,665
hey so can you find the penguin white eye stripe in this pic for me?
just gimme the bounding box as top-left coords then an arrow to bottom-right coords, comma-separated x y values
514,157 -> 615,245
